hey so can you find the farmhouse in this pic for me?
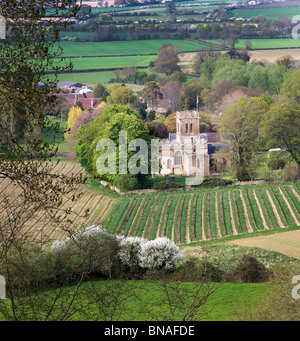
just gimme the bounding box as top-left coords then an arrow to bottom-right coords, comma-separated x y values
57,81 -> 91,93
57,90 -> 101,109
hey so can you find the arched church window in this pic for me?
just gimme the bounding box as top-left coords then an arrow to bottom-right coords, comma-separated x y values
174,152 -> 182,166
190,123 -> 193,133
186,124 -> 188,133
167,159 -> 171,169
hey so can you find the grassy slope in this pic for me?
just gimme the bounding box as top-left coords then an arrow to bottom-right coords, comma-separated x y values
0,279 -> 273,321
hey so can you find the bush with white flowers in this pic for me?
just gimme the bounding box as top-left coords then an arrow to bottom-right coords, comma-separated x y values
138,237 -> 184,270
50,240 -> 67,253
116,236 -> 183,271
50,225 -> 119,277
117,236 -> 146,270
51,226 -> 184,275
51,225 -> 112,252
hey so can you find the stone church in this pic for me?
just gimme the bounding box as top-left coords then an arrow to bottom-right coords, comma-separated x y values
160,111 -> 210,177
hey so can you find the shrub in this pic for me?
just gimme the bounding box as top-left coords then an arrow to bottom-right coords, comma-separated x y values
138,237 -> 184,270
114,174 -> 140,192
171,258 -> 224,282
195,177 -> 233,188
117,236 -> 146,274
51,225 -> 120,278
283,163 -> 299,181
223,254 -> 269,283
51,228 -> 185,279
235,166 -> 251,182
268,158 -> 286,170
153,178 -> 182,190
261,168 -> 276,182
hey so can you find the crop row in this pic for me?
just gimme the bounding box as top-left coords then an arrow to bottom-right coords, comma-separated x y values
105,183 -> 300,244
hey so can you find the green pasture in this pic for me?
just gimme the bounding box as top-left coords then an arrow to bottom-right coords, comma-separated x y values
228,6 -> 300,20
67,55 -> 154,69
0,279 -> 274,321
53,70 -> 114,85
56,39 -> 210,57
57,39 -> 300,61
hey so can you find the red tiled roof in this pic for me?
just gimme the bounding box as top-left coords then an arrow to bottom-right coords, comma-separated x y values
79,98 -> 101,109
56,93 -> 101,109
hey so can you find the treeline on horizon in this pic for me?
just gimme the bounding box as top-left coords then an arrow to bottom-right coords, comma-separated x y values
59,10 -> 294,42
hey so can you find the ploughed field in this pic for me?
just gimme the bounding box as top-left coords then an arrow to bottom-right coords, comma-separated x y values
2,160 -> 299,245
0,162 -> 115,244
105,182 -> 300,244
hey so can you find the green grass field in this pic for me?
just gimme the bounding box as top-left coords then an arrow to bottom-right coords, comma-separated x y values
51,38 -> 300,85
66,55 -> 154,70
57,40 -> 210,57
228,6 -> 300,20
0,279 -> 274,321
53,70 -> 114,85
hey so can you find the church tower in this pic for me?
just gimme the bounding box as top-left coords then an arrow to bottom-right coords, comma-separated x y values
176,111 -> 200,144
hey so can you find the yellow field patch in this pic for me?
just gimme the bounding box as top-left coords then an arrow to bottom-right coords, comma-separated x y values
226,230 -> 300,259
